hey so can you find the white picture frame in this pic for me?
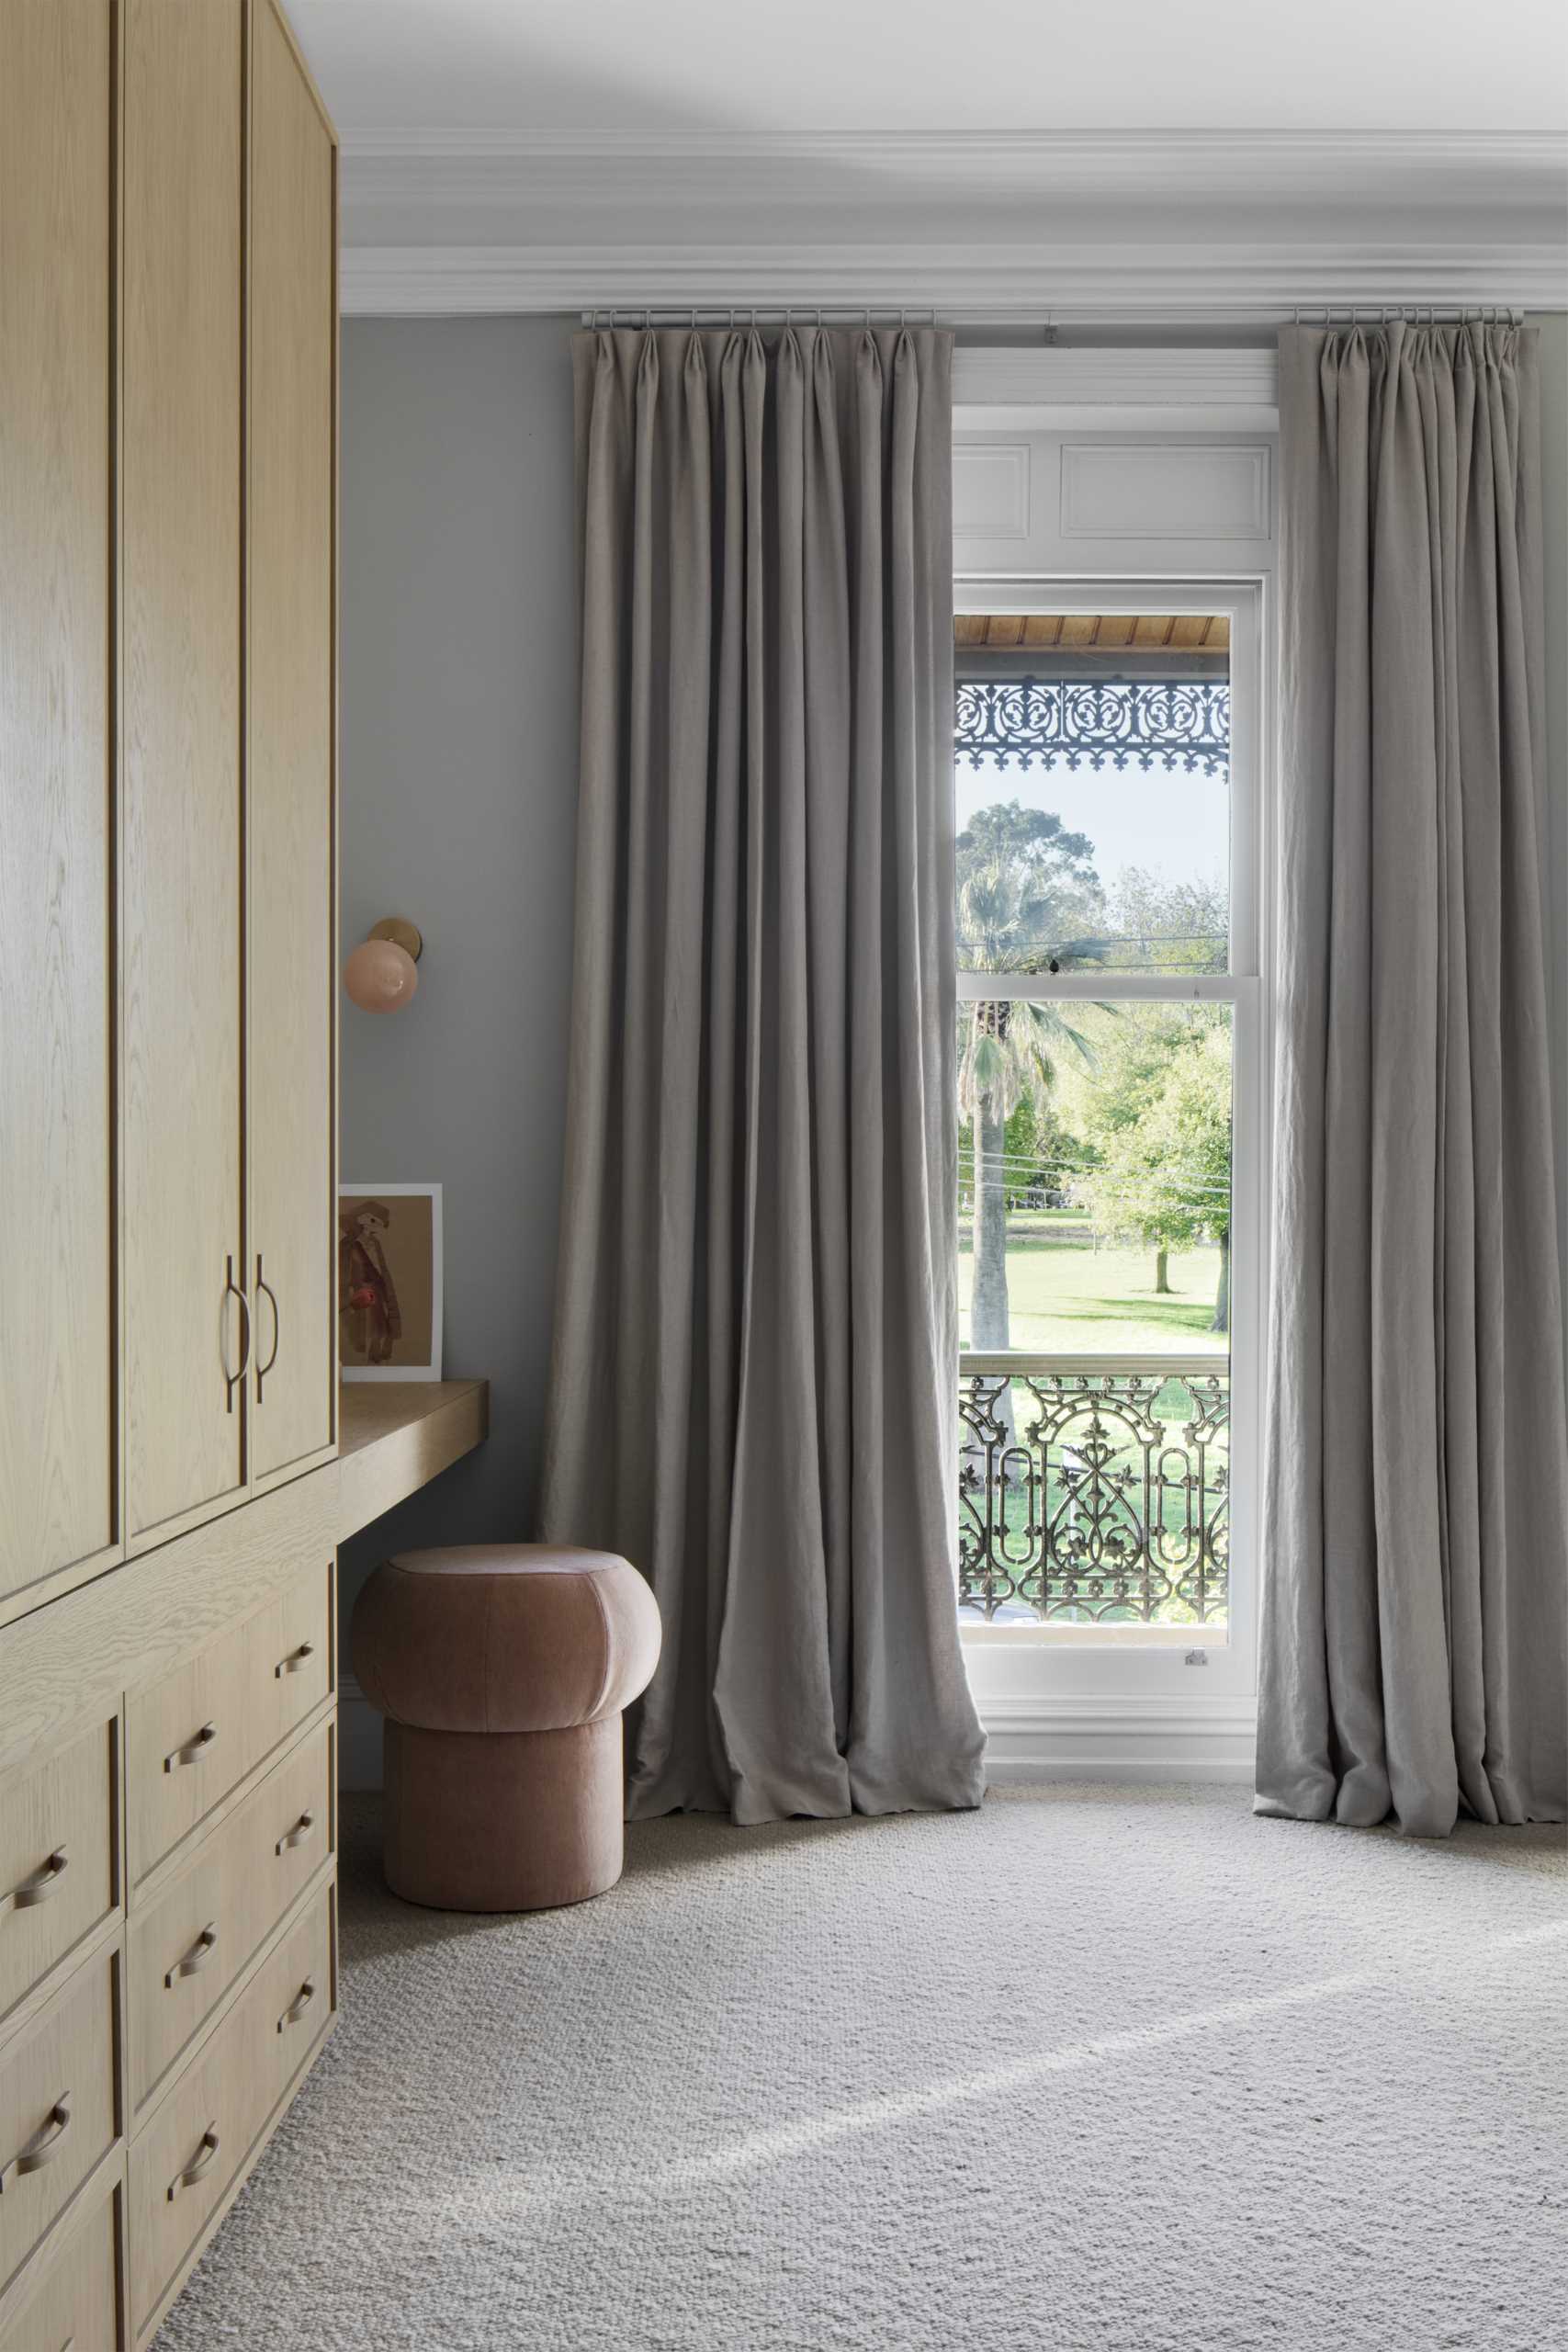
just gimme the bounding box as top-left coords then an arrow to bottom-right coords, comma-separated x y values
337,1182 -> 444,1382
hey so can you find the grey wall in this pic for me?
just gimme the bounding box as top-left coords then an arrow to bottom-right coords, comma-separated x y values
336,317 -> 578,1777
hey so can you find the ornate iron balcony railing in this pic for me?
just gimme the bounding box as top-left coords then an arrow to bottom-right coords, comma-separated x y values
958,1353 -> 1230,1624
954,679 -> 1230,774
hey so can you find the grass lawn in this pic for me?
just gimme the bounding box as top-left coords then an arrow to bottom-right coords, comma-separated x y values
957,1230 -> 1226,1354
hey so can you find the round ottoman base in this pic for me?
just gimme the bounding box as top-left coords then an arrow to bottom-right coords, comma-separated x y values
382,1715 -> 626,1912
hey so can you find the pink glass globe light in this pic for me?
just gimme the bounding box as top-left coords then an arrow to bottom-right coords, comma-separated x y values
344,936 -> 418,1013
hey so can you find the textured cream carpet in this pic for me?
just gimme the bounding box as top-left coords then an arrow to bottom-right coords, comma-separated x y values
156,1785 -> 1567,2351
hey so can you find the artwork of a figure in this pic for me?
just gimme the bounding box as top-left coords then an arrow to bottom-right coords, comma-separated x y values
339,1199 -> 402,1366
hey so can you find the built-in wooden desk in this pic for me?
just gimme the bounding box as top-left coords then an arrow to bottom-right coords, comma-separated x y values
336,1379 -> 491,1543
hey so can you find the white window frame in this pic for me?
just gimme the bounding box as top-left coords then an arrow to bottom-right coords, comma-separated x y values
953,572 -> 1275,1771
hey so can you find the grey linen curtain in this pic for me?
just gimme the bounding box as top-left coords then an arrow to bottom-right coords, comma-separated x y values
539,324 -> 986,1825
1258,322 -> 1568,1836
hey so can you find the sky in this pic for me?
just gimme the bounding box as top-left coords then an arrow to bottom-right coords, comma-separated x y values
954,752 -> 1229,903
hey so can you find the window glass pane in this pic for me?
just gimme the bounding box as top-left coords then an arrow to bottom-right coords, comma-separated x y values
957,1003 -> 1232,1630
958,1002 -> 1232,1353
954,620 -> 1230,974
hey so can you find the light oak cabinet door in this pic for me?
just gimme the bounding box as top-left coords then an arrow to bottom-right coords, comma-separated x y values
247,0 -> 338,1487
121,0 -> 247,1544
0,0 -> 117,1614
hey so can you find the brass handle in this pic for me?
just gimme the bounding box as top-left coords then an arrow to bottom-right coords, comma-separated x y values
222,1256 -> 252,1411
164,1722 -> 218,1773
254,1255 -> 280,1399
275,1642 -> 315,1679
0,2093 -> 72,2194
0,1846 -> 68,1919
277,1978 -> 315,2033
275,1810 -> 315,1856
167,2125 -> 220,2200
164,1923 -> 219,1987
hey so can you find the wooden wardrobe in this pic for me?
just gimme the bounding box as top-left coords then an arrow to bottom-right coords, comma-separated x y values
1,2 -> 340,2342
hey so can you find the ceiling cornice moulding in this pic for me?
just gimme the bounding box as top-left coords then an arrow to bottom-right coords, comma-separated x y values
337,240 -> 1568,320
339,125 -> 1568,202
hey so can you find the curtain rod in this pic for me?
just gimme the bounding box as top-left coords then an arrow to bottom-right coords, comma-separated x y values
580,303 -> 1526,332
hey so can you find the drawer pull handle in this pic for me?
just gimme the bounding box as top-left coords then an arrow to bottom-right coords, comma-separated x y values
164,1723 -> 218,1772
168,2125 -> 220,2201
276,1642 -> 315,1679
165,1923 -> 219,1987
0,1845 -> 68,1918
277,1977 -> 316,2032
275,1810 -> 316,1856
0,2092 -> 72,2193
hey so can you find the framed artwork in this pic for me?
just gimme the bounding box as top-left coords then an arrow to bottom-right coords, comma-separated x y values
338,1183 -> 444,1381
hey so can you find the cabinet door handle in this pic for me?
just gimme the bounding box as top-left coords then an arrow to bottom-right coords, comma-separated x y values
275,1810 -> 315,1856
0,2093 -> 72,2194
275,1642 -> 315,1679
221,1256 -> 252,1411
164,1923 -> 219,1987
167,2125 -> 220,2200
164,1722 -> 218,1772
254,1255 -> 280,1399
0,1846 -> 68,1919
277,1977 -> 316,2033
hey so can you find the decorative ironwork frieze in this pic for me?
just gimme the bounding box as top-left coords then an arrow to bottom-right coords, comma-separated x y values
954,680 -> 1230,774
958,1356 -> 1230,1623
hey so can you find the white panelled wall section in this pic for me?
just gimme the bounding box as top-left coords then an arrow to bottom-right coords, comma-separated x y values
953,347 -> 1278,1781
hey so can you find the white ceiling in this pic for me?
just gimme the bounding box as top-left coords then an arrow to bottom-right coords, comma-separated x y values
290,0 -> 1567,134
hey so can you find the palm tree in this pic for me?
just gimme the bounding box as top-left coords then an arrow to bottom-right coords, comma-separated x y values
957,863 -> 1098,1354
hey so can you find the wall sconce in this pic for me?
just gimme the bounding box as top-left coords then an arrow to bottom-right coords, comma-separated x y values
344,917 -> 423,1013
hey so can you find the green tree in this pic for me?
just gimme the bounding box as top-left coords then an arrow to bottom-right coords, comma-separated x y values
1068,1009 -> 1232,1328
955,816 -> 1103,1352
956,800 -> 1103,965
1144,1022 -> 1233,1332
1102,866 -> 1229,975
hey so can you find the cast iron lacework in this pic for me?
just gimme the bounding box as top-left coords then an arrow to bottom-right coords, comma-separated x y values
954,679 -> 1230,774
958,1362 -> 1230,1623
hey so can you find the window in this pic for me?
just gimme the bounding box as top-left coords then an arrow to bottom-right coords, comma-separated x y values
953,596 -> 1263,1698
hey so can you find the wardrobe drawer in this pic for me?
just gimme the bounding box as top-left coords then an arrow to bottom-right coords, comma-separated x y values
0,1718 -> 117,2031
126,1561 -> 332,1883
129,1887 -> 332,2335
0,1948 -> 118,2296
0,2170 -> 120,2352
128,1721 -> 332,2109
